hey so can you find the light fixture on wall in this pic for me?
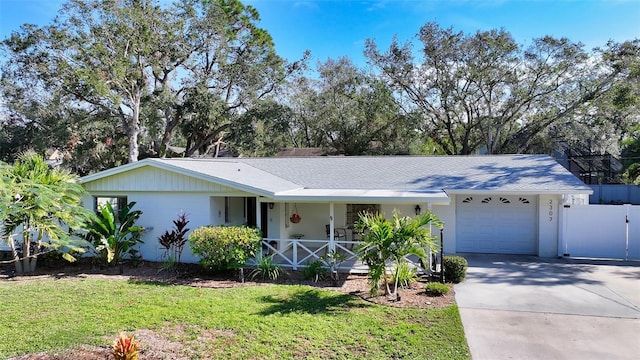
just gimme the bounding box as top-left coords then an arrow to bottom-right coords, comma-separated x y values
415,204 -> 421,215
268,202 -> 274,210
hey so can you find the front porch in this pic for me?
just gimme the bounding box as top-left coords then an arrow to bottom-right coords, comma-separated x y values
255,237 -> 369,273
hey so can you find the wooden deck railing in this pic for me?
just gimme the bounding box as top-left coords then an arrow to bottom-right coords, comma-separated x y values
252,238 -> 364,271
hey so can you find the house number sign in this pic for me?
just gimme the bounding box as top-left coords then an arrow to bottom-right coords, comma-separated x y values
548,199 -> 553,222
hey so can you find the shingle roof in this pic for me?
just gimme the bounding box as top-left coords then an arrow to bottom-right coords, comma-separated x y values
154,154 -> 589,193
81,155 -> 591,202
225,155 -> 588,192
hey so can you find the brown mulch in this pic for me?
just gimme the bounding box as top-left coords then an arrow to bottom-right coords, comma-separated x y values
2,261 -> 456,360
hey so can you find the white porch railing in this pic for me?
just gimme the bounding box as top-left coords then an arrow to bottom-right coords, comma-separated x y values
252,238 -> 366,272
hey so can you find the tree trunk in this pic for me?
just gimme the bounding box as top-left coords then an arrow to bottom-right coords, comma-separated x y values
128,95 -> 143,163
10,240 -> 22,274
22,239 -> 39,274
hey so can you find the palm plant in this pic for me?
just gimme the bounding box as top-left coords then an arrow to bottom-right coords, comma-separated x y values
85,201 -> 144,266
356,210 -> 442,297
0,152 -> 92,274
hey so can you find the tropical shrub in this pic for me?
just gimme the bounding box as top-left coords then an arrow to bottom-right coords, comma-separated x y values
158,212 -> 190,264
425,282 -> 450,296
85,202 -> 144,266
112,333 -> 139,360
0,151 -> 92,274
394,261 -> 417,289
443,255 -> 468,283
356,210 -> 442,296
188,225 -> 261,271
250,255 -> 283,281
303,260 -> 327,282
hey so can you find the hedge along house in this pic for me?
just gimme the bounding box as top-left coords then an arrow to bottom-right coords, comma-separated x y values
79,155 -> 591,271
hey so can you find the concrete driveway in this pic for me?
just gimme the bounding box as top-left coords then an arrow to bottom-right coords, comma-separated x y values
455,254 -> 640,360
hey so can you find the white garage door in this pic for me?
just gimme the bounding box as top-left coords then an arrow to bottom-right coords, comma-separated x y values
456,195 -> 538,255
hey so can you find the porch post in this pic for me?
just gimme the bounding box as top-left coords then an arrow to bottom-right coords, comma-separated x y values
256,197 -> 262,229
256,197 -> 262,262
329,202 -> 335,253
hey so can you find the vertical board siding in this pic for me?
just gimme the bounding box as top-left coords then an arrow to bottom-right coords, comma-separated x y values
83,166 -> 235,193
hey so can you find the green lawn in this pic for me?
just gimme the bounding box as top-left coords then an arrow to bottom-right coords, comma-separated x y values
0,277 -> 470,359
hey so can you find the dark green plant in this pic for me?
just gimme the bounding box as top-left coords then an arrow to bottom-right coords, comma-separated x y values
250,255 -> 283,281
188,225 -> 262,271
303,260 -> 328,282
356,210 -> 442,296
85,202 -> 144,266
425,282 -> 450,296
394,262 -> 417,289
158,212 -> 190,263
443,255 -> 468,283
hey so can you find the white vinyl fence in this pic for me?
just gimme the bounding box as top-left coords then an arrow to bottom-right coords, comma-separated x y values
561,204 -> 640,260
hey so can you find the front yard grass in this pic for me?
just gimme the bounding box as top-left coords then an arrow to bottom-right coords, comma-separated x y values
0,277 -> 469,359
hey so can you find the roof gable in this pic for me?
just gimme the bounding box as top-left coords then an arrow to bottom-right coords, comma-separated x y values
82,165 -> 240,193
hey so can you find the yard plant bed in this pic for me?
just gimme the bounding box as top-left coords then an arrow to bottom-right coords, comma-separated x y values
0,261 -> 467,360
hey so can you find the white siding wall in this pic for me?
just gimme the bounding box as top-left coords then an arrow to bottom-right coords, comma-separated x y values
280,203 -> 347,240
433,199 -> 456,255
538,194 -> 561,257
264,203 -> 281,238
210,197 -> 225,224
103,192 -> 209,263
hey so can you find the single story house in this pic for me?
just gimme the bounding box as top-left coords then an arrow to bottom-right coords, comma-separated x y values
79,155 -> 591,271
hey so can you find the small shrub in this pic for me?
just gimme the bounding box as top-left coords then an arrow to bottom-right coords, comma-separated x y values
158,212 -> 190,263
394,262 -> 417,289
443,255 -> 468,283
303,260 -> 327,282
188,225 -> 262,271
162,255 -> 177,271
250,256 -> 283,281
112,333 -> 139,360
425,282 -> 450,296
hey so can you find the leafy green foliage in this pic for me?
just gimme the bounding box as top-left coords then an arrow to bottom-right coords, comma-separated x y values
85,202 -> 144,265
443,256 -> 468,283
303,260 -> 328,282
366,23 -> 640,155
0,151 -> 92,273
188,226 -> 262,271
250,256 -> 283,281
158,212 -> 190,263
394,261 -> 418,289
356,210 -> 442,296
1,0 -> 304,169
286,57 -> 416,155
425,282 -> 450,296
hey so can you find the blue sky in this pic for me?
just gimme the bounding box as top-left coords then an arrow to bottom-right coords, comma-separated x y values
1,0 -> 639,66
